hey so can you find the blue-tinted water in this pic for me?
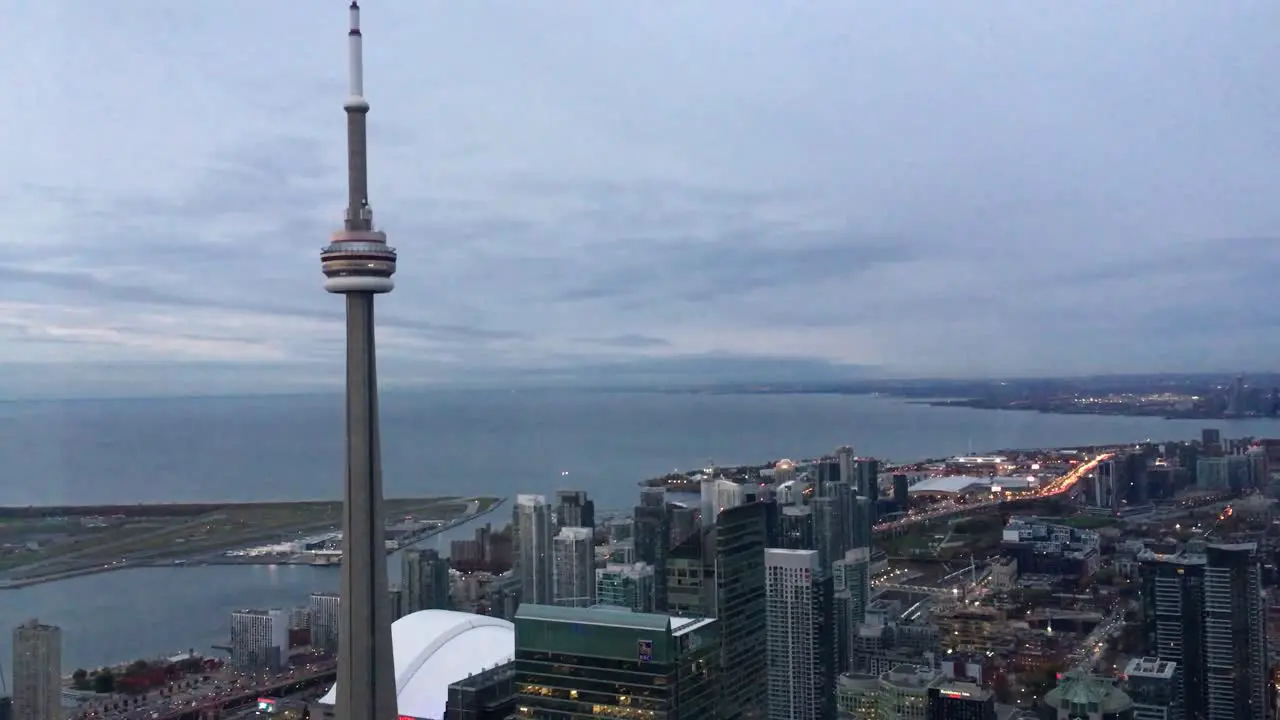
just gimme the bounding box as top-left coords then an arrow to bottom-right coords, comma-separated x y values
0,389 -> 1273,680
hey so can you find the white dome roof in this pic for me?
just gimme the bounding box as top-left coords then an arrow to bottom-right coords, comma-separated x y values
317,609 -> 515,719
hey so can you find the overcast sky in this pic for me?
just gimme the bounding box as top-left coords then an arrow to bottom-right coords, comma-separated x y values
1,1 -> 1277,396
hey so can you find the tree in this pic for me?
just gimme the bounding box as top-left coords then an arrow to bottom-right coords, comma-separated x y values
72,668 -> 89,690
93,670 -> 116,694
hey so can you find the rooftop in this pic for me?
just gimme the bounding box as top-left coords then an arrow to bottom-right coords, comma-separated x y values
1124,656 -> 1177,679
1044,672 -> 1132,714
316,609 -> 514,720
514,603 -> 710,635
880,664 -> 940,689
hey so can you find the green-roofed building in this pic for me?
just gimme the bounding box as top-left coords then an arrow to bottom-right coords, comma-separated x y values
511,604 -> 717,719
1039,671 -> 1133,720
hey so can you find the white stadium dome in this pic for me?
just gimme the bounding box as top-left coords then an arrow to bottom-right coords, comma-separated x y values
316,609 -> 515,720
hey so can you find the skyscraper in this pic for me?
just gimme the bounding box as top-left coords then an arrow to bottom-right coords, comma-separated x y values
810,496 -> 841,569
552,526 -> 596,607
836,446 -> 855,485
855,458 -> 880,503
892,473 -> 910,508
554,490 -> 596,533
764,549 -> 835,720
669,501 -> 769,718
402,547 -> 451,613
309,592 -> 341,655
596,562 -> 656,612
1138,542 -> 1268,719
633,488 -> 670,610
11,619 -> 60,720
317,3 -> 398,717
229,609 -> 289,671
514,494 -> 554,605
833,547 -> 872,673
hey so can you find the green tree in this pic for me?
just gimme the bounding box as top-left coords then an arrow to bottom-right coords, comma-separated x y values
93,670 -> 115,694
71,668 -> 89,690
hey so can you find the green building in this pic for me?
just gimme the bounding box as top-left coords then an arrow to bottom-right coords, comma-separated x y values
595,562 -> 656,613
511,604 -> 718,719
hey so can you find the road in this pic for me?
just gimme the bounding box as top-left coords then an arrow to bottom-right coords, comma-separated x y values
1066,608 -> 1126,672
873,453 -> 1113,534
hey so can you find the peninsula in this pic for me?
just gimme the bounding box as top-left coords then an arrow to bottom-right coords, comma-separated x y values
650,373 -> 1280,420
0,495 -> 502,588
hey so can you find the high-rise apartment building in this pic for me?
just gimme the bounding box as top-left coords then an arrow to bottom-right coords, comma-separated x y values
855,458 -> 880,501
11,618 -> 60,720
836,446 -> 855,486
512,604 -> 717,719
833,546 -> 872,672
892,474 -> 910,508
1124,657 -> 1177,720
851,497 -> 875,549
403,547 -> 451,613
552,526 -> 595,607
815,459 -> 841,498
596,562 -> 656,612
1139,542 -> 1268,719
764,549 -> 835,720
810,496 -> 841,569
230,609 -> 289,671
309,592 -> 341,654
555,490 -> 596,533
779,505 -> 815,549
513,494 -> 553,606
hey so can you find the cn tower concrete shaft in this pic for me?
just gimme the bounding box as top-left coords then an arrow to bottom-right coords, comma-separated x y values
337,291 -> 398,719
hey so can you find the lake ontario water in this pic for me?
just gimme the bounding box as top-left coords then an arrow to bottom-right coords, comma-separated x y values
1,389 -> 1275,681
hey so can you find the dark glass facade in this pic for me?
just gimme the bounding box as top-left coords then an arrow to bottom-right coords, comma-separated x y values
661,502 -> 768,718
712,502 -> 769,719
927,686 -> 995,720
634,498 -> 670,611
512,605 -> 717,719
444,661 -> 515,720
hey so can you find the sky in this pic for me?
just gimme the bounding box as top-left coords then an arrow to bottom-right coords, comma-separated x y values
1,1 -> 1279,397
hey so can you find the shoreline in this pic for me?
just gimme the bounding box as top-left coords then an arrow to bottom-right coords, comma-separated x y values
912,398 -> 1278,421
0,496 -> 505,589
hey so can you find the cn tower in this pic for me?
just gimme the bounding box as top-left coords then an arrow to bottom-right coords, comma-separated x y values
319,2 -> 399,718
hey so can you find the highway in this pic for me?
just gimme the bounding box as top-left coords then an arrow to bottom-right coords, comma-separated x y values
70,663 -> 335,720
872,453 -> 1113,535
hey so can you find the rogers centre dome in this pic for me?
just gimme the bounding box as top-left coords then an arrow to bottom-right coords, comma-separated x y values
315,609 -> 514,720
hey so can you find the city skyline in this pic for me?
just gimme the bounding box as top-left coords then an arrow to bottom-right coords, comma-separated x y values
3,2 -> 1280,398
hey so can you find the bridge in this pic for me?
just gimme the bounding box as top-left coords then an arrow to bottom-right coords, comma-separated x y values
872,583 -> 953,596
154,667 -> 335,720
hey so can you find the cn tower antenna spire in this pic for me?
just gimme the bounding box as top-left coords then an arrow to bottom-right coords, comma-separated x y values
321,1 -> 399,718
344,0 -> 372,233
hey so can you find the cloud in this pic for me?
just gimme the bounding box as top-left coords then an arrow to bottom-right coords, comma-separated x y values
578,334 -> 673,350
3,1 -> 1280,396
